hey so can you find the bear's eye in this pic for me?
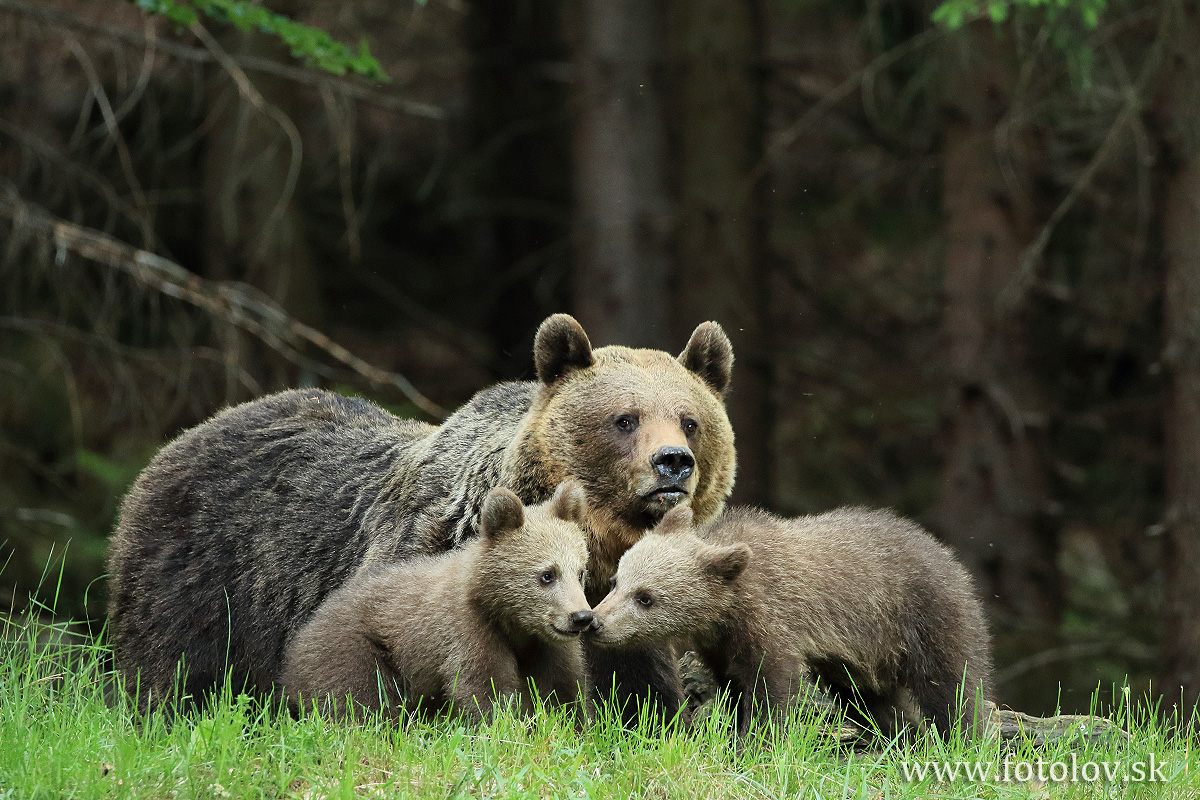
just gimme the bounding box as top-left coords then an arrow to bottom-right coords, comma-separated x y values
682,417 -> 700,437
609,576 -> 617,591
613,414 -> 638,433
634,591 -> 655,609
539,569 -> 558,586
578,570 -> 586,585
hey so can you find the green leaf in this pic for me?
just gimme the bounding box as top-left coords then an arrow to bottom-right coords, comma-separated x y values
130,0 -> 389,82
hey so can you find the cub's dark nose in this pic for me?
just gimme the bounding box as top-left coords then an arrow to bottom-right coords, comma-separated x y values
569,609 -> 595,631
652,446 -> 694,483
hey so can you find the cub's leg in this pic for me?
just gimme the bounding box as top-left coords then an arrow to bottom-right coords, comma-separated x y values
907,668 -> 987,737
528,644 -> 591,726
724,654 -> 800,739
586,642 -> 684,726
447,654 -> 525,724
283,624 -> 402,721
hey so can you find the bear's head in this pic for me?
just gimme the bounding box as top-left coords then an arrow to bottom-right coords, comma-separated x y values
472,481 -> 595,643
509,313 -> 737,587
588,506 -> 751,649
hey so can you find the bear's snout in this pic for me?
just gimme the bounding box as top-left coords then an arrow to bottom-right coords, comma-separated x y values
651,446 -> 695,484
568,609 -> 595,631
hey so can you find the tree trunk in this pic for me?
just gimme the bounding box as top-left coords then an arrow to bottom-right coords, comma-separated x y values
570,1 -> 672,349
201,24 -> 323,327
1160,50 -> 1200,722
666,0 -> 771,507
928,29 -> 1060,625
465,0 -> 572,373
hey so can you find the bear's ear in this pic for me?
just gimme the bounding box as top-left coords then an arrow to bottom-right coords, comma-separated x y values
678,321 -> 734,396
655,504 -> 694,535
549,479 -> 587,524
699,542 -> 751,581
481,487 -> 525,540
534,314 -> 594,384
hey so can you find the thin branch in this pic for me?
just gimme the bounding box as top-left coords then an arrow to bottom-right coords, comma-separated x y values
765,27 -> 944,164
0,0 -> 444,120
63,36 -> 155,248
997,7 -> 1172,312
189,21 -> 302,266
0,188 -> 447,419
734,27 -> 945,213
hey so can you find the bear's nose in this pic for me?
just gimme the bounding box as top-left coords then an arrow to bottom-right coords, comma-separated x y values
652,446 -> 694,483
569,609 -> 595,631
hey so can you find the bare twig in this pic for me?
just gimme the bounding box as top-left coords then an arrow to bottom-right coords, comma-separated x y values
998,7 -> 1172,311
0,0 -> 443,120
189,21 -> 302,266
320,84 -> 363,263
765,27 -> 943,164
62,36 -> 155,248
0,188 -> 447,419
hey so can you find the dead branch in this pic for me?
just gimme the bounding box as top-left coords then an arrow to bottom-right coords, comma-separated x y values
997,7 -> 1172,312
189,21 -> 302,266
0,187 -> 448,419
0,0 -> 444,120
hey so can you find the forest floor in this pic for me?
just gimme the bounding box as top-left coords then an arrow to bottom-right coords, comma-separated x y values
1,617 -> 1196,800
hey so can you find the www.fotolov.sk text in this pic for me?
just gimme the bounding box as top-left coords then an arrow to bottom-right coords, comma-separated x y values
901,753 -> 1168,783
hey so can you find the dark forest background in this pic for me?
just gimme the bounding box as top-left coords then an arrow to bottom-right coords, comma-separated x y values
2,0 -> 1199,720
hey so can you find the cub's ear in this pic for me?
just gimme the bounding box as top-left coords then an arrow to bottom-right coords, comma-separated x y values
655,504 -> 694,535
481,488 -> 525,540
534,314 -> 594,384
699,542 -> 751,581
679,321 -> 734,396
549,479 -> 587,524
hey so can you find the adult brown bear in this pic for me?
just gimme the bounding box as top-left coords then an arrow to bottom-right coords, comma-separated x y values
107,314 -> 737,716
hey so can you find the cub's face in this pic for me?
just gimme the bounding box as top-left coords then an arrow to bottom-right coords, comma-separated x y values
589,525 -> 751,649
528,315 -> 737,537
477,483 -> 595,642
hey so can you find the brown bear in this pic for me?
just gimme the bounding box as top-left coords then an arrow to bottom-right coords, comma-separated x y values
590,506 -> 994,739
107,313 -> 736,714
281,483 -> 592,722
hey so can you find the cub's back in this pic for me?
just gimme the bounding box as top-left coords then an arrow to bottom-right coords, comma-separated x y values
700,507 -> 979,656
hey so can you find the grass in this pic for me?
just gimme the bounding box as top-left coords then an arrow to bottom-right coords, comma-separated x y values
1,617 -> 1197,799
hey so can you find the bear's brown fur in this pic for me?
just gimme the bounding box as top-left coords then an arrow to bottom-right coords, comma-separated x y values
508,315 -> 736,590
107,313 -> 736,713
590,506 -> 994,739
281,483 -> 593,722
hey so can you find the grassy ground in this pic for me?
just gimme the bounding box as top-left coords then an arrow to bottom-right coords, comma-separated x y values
1,617 -> 1196,799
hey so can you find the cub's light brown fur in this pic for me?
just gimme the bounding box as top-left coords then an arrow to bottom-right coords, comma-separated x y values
281,482 -> 593,722
591,506 -> 994,739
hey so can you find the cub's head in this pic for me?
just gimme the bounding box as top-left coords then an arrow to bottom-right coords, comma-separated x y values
473,481 -> 594,642
517,314 -> 737,569
588,506 -> 751,649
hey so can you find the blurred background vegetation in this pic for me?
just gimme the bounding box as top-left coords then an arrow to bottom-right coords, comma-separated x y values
2,0 -> 1199,720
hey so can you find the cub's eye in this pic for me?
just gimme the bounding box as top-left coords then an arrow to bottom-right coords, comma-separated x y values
578,570 -> 586,585
613,414 -> 638,433
539,570 -> 557,585
609,576 -> 617,591
682,418 -> 700,436
634,592 -> 655,608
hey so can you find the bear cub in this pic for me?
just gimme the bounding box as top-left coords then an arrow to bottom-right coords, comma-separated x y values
281,481 -> 594,722
590,506 -> 993,739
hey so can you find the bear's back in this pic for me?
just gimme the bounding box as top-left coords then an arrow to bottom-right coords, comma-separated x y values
107,388 -> 438,701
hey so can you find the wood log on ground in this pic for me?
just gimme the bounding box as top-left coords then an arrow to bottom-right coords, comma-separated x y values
679,651 -> 1131,749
